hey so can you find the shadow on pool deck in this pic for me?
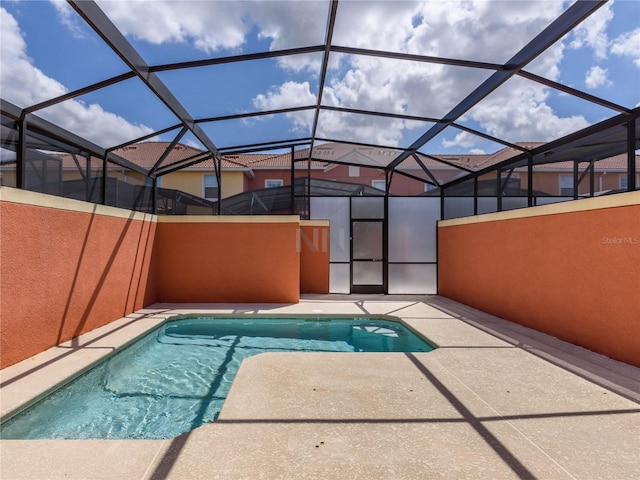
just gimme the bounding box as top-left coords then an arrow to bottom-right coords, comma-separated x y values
1,296 -> 639,479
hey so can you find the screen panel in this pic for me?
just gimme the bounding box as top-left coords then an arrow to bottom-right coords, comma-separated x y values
389,197 -> 439,263
351,197 -> 384,219
443,197 -> 474,220
310,197 -> 350,262
353,262 -> 383,285
388,264 -> 437,294
352,221 -> 383,260
329,263 -> 350,294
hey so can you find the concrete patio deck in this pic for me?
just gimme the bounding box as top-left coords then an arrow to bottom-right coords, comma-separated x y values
1,295 -> 639,479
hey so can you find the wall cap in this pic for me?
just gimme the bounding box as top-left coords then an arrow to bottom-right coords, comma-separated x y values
0,186 -> 157,222
300,220 -> 330,227
157,215 -> 301,223
439,191 -> 640,227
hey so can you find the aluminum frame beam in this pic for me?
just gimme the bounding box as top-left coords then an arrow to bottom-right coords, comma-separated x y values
385,0 -> 607,172
24,72 -> 135,115
517,70 -> 631,115
4,0 -> 634,212
330,45 -> 505,71
444,108 -> 640,190
149,127 -> 188,175
308,0 -> 339,157
321,105 -> 442,124
107,124 -> 183,153
196,106 -> 316,125
415,152 -> 475,174
68,0 -> 221,163
217,138 -> 313,155
150,46 -> 325,72
1,100 -> 148,176
411,153 -> 441,187
313,136 -> 404,155
156,153 -> 213,177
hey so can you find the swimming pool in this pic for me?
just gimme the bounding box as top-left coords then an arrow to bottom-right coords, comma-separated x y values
0,315 -> 434,440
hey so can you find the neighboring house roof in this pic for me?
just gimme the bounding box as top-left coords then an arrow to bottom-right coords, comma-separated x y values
402,153 -> 488,171
472,143 -> 542,169
53,142 -> 250,172
238,151 -> 326,169
28,141 -> 640,175
465,143 -> 636,171
533,153 -> 632,171
112,142 -> 206,170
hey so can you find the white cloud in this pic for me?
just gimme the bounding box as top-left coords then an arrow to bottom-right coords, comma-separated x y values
252,81 -> 316,132
96,0 -> 248,52
569,1 -> 614,60
95,0 -> 328,61
52,1 -> 611,151
469,148 -> 486,155
0,7 -> 154,147
611,27 -> 640,68
248,1 -> 329,72
253,81 -> 316,110
49,0 -> 89,39
442,131 -> 477,149
464,77 -> 589,143
313,1 -> 585,148
585,65 -> 611,89
1,8 -> 68,105
316,109 -> 407,147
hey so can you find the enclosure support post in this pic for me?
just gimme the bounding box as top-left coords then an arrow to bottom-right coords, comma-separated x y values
290,145 -> 295,214
101,154 -> 107,205
86,154 -> 92,202
573,161 -> 579,200
473,174 -> 478,215
496,170 -> 502,212
17,114 -> 27,190
307,152 -> 311,218
152,176 -> 158,215
628,118 -> 636,191
217,156 -> 222,214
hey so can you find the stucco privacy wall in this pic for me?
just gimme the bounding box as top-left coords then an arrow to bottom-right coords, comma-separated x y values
300,221 -> 330,294
153,216 -> 302,303
0,188 -> 157,369
438,191 -> 640,367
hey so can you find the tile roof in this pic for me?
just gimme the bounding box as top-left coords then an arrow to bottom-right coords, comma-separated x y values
235,150 -> 326,169
408,153 -> 489,170
54,142 -> 247,171
49,141 -> 639,174
113,142 -> 205,169
463,143 -> 637,171
472,143 -> 542,169
532,153 -> 633,171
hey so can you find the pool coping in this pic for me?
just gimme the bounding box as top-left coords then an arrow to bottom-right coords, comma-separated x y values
1,295 -> 639,479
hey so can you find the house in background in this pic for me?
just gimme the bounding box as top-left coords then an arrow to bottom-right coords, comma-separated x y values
166,141 -> 638,200
1,141 -> 637,208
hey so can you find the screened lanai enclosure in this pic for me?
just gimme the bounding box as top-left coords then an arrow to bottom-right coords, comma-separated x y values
1,0 -> 639,295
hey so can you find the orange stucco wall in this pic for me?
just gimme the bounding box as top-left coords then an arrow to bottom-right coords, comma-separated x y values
0,193 -> 157,368
299,222 -> 330,294
0,190 -> 328,368
438,195 -> 640,367
153,218 -> 301,303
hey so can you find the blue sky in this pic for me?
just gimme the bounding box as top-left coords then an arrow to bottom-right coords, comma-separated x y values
1,0 -> 638,155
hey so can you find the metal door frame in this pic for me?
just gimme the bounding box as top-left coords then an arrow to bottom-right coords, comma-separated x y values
349,197 -> 387,294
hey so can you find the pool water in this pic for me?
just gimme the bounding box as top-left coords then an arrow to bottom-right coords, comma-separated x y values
0,316 -> 434,440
